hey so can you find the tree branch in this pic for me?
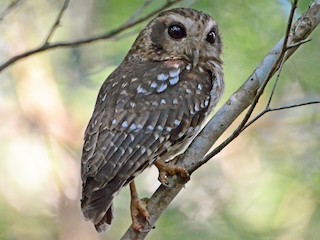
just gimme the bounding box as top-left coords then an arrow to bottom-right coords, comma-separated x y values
0,0 -> 22,21
43,0 -> 70,45
0,0 -> 183,73
121,0 -> 320,239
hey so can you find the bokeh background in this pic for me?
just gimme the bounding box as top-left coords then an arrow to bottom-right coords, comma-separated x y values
0,0 -> 320,239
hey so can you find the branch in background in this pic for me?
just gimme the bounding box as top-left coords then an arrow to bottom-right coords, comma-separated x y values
0,0 -> 183,73
0,0 -> 22,21
43,0 -> 70,44
243,101 -> 320,130
121,0 -> 320,239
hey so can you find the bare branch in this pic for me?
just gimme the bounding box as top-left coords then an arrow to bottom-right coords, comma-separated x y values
0,0 -> 183,73
242,100 -> 320,130
121,0 -> 320,239
43,0 -> 70,44
270,101 -> 320,111
0,0 -> 22,21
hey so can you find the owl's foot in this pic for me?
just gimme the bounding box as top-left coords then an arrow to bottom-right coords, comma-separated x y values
129,181 -> 150,232
155,160 -> 190,187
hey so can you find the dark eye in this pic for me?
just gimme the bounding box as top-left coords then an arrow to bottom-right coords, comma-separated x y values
168,24 -> 187,39
206,30 -> 216,44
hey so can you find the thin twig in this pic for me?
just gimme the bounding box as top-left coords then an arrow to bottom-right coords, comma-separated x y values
266,54 -> 286,108
0,0 -> 182,73
43,0 -> 70,44
243,100 -> 320,130
0,0 -> 22,21
287,38 -> 312,49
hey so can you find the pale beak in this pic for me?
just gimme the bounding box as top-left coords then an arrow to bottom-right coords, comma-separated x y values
192,48 -> 200,68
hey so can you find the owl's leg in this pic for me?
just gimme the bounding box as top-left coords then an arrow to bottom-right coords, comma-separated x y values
154,159 -> 190,187
129,180 -> 150,232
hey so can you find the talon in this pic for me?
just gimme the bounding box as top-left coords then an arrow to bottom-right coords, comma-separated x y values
130,181 -> 151,232
155,160 -> 190,186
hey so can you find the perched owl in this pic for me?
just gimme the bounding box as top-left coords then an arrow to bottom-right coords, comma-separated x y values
81,8 -> 224,232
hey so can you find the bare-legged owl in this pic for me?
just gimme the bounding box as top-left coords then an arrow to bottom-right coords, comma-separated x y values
81,8 -> 224,232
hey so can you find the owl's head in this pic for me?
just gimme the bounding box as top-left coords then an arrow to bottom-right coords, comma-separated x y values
128,8 -> 222,68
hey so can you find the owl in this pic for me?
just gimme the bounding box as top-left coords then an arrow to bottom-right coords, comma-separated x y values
81,8 -> 224,232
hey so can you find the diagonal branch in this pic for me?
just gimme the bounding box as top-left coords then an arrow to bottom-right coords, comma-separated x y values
0,0 -> 182,73
121,0 -> 320,239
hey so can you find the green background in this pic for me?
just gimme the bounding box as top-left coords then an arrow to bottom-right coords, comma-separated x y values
0,0 -> 319,239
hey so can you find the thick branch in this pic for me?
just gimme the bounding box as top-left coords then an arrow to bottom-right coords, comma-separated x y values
121,0 -> 320,239
0,0 -> 182,73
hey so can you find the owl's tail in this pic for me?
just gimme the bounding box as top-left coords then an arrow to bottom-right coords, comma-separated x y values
81,177 -> 125,232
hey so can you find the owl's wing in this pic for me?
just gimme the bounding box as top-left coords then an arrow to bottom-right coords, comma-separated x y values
82,60 -> 214,189
81,59 -> 217,229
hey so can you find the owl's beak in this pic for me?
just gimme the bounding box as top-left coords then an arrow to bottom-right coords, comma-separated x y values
192,49 -> 200,68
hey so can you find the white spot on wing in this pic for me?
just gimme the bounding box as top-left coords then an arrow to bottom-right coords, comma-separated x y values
186,89 -> 192,94
173,99 -> 178,105
137,85 -> 147,94
194,103 -> 200,112
122,121 -> 128,128
187,127 -> 194,133
147,125 -> 154,131
169,68 -> 180,78
119,147 -> 125,155
120,90 -> 127,95
157,73 -> 169,81
178,132 -> 184,138
129,134 -> 135,141
157,125 -> 164,131
160,99 -> 166,105
141,146 -> 146,154
129,123 -> 137,131
174,119 -> 181,126
112,119 -> 117,125
151,81 -> 157,88
130,102 -> 136,108
169,76 -> 179,85
197,84 -> 203,90
157,83 -> 167,93
147,149 -> 153,156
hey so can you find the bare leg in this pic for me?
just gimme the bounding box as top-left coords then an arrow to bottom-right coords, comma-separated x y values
129,180 -> 150,232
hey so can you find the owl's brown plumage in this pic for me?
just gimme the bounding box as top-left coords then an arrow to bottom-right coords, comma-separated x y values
81,8 -> 224,232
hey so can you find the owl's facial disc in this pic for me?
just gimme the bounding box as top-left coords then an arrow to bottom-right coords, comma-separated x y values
135,8 -> 222,65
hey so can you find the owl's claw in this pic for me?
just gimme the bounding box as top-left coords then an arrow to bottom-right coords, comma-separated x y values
155,160 -> 190,187
129,181 -> 151,232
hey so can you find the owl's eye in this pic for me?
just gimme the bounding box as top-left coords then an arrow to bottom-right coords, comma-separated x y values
206,30 -> 216,44
168,24 -> 187,39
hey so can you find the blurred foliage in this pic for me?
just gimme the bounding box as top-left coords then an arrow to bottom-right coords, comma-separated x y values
0,0 -> 319,239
